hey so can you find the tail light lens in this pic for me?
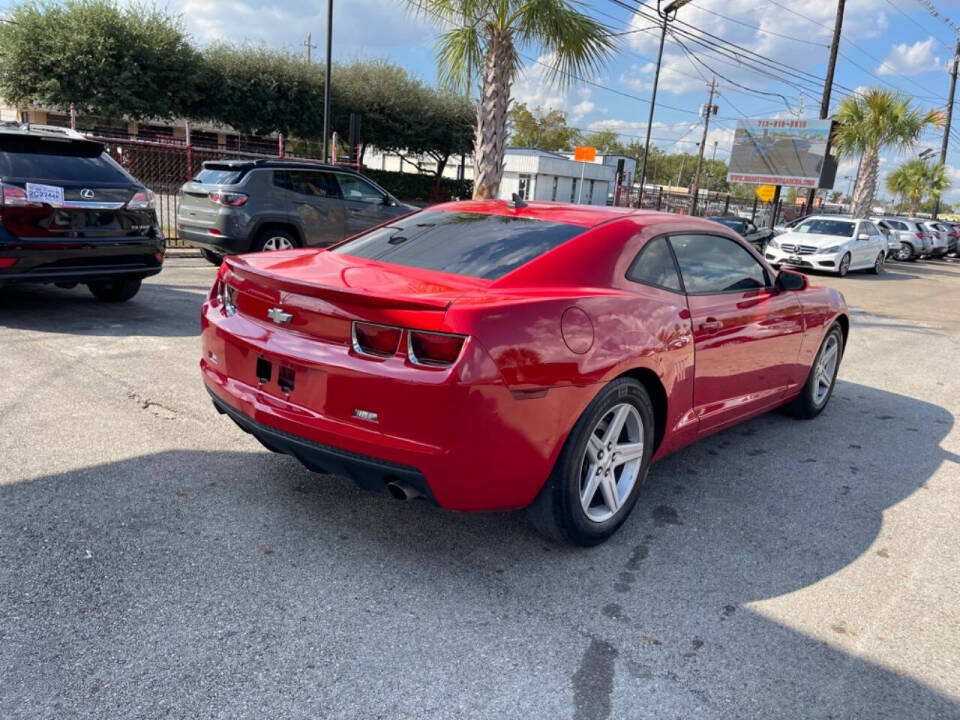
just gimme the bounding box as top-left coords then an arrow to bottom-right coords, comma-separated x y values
0,183 -> 37,208
210,264 -> 228,304
408,330 -> 467,367
128,189 -> 156,210
916,232 -> 925,239
352,322 -> 402,357
209,191 -> 248,207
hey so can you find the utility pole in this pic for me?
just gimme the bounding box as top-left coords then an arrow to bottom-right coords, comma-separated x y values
321,0 -> 333,163
303,32 -> 316,63
934,37 -> 960,220
806,0 -> 845,215
638,0 -> 692,206
689,77 -> 717,216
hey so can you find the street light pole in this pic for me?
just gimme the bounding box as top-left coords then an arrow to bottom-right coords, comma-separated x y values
321,0 -> 333,164
638,0 -> 690,206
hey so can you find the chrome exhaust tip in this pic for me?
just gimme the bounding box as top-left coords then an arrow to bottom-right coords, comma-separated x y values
386,480 -> 421,501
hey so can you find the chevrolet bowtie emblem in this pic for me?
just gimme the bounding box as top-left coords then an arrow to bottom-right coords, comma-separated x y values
267,307 -> 292,324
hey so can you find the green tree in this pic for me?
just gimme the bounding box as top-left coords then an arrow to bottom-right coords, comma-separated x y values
508,102 -> 581,151
581,129 -> 623,154
885,159 -> 950,215
411,0 -> 615,199
0,0 -> 199,119
831,88 -> 942,217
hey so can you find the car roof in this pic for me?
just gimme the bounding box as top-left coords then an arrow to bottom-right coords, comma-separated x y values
429,199 -> 642,228
201,158 -> 362,174
0,122 -> 88,141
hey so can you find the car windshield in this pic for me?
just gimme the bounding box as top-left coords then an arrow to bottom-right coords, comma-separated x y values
194,167 -> 243,185
0,135 -> 130,183
332,210 -> 583,280
796,219 -> 855,237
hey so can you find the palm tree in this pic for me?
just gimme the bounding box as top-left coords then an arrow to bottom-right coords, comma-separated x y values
885,158 -> 950,215
831,88 -> 942,218
409,1 -> 615,199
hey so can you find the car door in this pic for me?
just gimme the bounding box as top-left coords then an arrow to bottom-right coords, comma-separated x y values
334,172 -> 394,237
668,233 -> 805,433
857,221 -> 883,266
273,169 -> 345,246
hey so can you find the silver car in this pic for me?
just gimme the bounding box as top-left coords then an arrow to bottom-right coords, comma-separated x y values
871,216 -> 932,261
916,220 -> 948,257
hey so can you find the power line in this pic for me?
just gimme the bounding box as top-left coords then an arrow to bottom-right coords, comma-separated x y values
687,2 -> 829,48
882,0 -> 956,52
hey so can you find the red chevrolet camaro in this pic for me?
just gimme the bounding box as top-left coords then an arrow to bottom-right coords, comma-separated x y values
200,200 -> 849,545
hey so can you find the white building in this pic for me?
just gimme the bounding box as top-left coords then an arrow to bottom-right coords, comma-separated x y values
363,146 -> 618,205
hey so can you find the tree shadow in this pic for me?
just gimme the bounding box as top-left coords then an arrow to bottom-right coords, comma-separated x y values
0,273 -> 208,339
0,380 -> 956,718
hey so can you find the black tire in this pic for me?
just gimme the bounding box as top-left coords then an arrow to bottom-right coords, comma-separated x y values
87,277 -> 142,303
528,378 -> 656,546
868,252 -> 883,275
897,242 -> 915,261
201,249 -> 224,266
783,323 -> 844,419
837,252 -> 851,276
252,227 -> 299,253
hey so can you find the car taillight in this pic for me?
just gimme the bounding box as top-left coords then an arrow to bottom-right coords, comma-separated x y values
127,189 -> 156,210
352,322 -> 402,357
916,232 -> 926,239
209,191 -> 248,207
210,264 -> 228,304
407,330 -> 467,367
0,183 -> 34,208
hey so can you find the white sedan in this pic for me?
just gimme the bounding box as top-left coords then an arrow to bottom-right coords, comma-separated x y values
764,216 -> 887,276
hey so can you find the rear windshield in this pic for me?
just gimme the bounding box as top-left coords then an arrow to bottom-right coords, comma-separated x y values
796,219 -> 855,237
0,136 -> 130,183
194,167 -> 244,185
710,217 -> 746,232
331,210 -> 583,280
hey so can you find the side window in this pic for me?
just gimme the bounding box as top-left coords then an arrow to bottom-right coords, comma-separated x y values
625,237 -> 682,292
337,174 -> 386,204
861,222 -> 879,237
669,234 -> 768,294
274,170 -> 339,197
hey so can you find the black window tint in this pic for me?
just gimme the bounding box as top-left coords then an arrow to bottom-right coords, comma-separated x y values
332,210 -> 582,280
626,237 -> 681,291
0,137 -> 130,183
669,234 -> 767,293
274,170 -> 339,198
336,173 -> 384,204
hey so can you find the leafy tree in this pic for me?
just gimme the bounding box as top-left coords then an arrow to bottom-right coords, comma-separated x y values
831,88 -> 942,217
405,88 -> 475,178
580,129 -> 623,154
411,0 -> 615,199
508,102 -> 581,151
885,158 -> 950,215
0,0 -> 199,119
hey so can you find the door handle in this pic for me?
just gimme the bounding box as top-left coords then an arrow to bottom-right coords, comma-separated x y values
699,317 -> 723,333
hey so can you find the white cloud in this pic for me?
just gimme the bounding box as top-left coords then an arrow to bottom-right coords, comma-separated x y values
512,55 -> 603,125
876,37 -> 942,76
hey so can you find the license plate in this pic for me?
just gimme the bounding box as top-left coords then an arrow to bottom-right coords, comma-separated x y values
789,255 -> 802,264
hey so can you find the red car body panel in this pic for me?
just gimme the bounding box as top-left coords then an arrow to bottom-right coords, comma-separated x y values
200,200 -> 848,512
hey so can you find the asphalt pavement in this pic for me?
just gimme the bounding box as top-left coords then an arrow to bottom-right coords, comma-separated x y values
1,257 -> 959,719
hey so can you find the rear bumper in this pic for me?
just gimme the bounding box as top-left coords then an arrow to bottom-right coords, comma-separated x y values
200,302 -> 594,512
0,237 -> 164,284
179,225 -> 251,255
208,387 -> 435,502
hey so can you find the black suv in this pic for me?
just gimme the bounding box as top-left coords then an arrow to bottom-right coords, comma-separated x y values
177,160 -> 412,264
0,124 -> 163,301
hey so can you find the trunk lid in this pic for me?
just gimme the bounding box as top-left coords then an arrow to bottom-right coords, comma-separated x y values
223,249 -> 489,341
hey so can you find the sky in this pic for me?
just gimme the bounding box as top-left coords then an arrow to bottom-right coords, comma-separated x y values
5,0 -> 960,202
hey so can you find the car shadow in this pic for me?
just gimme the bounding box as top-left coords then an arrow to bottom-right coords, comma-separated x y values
0,273 -> 208,338
1,380 -> 956,718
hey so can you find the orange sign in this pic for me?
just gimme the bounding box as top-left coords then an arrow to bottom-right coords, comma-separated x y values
756,184 -> 776,203
573,146 -> 597,162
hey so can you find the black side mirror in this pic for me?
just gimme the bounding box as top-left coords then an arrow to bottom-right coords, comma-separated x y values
776,270 -> 807,291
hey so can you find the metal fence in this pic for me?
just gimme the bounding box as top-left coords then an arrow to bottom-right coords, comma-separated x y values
92,135 -> 347,248
613,185 -> 786,227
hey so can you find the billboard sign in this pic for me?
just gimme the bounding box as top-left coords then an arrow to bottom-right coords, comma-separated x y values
727,119 -> 837,189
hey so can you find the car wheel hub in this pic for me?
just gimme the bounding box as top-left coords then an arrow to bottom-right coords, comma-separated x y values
263,236 -> 294,251
812,334 -> 840,407
579,403 -> 644,523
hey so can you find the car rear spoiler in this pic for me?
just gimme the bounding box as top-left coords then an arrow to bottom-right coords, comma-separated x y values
224,256 -> 452,312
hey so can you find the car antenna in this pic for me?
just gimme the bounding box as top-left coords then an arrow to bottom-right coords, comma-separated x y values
511,193 -> 528,209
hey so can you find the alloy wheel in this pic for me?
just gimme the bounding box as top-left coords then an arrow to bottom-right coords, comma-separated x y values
579,403 -> 644,523
812,334 -> 840,407
838,253 -> 851,276
262,236 -> 294,251
875,253 -> 883,273
898,243 -> 912,261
